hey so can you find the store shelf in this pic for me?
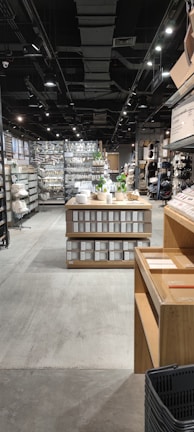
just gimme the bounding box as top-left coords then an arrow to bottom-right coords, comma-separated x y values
64,140 -> 98,200
134,246 -> 194,373
0,132 -> 9,247
164,205 -> 194,247
134,198 -> 194,373
65,197 -> 152,268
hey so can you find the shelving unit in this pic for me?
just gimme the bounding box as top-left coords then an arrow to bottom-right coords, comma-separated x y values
134,204 -> 194,373
6,166 -> 39,225
64,140 -> 98,201
0,131 -> 9,247
65,197 -> 152,268
30,141 -> 64,203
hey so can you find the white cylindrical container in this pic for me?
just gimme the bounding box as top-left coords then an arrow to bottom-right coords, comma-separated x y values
106,193 -> 112,204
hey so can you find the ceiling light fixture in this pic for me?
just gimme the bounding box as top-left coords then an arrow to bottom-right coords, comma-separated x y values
147,60 -> 153,66
165,26 -> 173,35
72,126 -> 76,131
45,112 -> 50,117
44,72 -> 57,87
123,110 -> 127,116
155,44 -> 162,52
17,116 -> 23,122
28,97 -> 39,108
162,70 -> 170,77
127,101 -> 131,106
56,133 -> 60,137
23,45 -> 42,57
138,96 -> 148,108
46,127 -> 51,131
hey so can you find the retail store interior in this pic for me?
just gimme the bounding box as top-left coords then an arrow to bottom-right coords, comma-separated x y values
1,1 -> 194,431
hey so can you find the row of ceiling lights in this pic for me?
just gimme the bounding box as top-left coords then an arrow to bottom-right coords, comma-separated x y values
111,21 -> 176,143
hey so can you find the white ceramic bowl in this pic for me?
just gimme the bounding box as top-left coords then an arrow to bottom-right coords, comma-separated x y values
76,194 -> 87,204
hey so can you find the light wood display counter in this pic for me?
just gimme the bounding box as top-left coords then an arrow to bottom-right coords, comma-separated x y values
134,204 -> 194,373
164,205 -> 194,248
65,197 -> 152,268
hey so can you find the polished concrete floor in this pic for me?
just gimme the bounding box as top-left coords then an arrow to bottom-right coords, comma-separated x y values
0,199 -> 164,431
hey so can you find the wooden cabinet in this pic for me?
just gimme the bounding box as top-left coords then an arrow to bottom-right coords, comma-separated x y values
107,152 -> 119,173
65,197 -> 152,268
134,205 -> 194,373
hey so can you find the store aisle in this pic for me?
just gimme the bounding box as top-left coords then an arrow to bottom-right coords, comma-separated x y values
0,201 -> 163,431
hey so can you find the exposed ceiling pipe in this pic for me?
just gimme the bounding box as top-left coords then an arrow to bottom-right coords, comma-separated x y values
21,0 -> 73,102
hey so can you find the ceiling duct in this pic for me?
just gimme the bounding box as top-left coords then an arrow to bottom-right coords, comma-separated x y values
93,113 -> 107,124
113,36 -> 136,48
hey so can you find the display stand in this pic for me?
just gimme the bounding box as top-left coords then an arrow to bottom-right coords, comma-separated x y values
0,88 -> 9,247
65,197 -> 152,268
134,205 -> 194,373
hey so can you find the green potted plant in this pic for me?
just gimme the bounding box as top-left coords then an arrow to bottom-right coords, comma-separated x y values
96,176 -> 107,200
93,151 -> 105,166
115,173 -> 127,200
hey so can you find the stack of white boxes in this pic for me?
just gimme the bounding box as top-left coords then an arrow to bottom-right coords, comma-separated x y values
66,209 -> 151,234
66,238 -> 150,262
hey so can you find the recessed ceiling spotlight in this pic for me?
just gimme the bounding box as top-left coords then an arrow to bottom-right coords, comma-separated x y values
70,102 -> 74,106
13,125 -> 16,129
165,26 -> 173,35
155,45 -> 162,52
123,110 -> 127,116
17,116 -> 23,122
72,126 -> 76,131
65,138 -> 68,142
131,143 -> 135,147
165,130 -> 170,135
56,133 -> 60,137
151,119 -> 155,123
37,137 -> 40,140
147,60 -> 153,67
45,112 -> 50,117
46,127 -> 51,131
76,133 -> 80,137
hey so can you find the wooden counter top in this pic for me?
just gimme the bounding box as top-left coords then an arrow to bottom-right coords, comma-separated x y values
65,197 -> 152,210
135,247 -> 194,314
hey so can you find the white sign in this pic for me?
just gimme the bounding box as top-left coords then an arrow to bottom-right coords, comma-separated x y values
170,99 -> 194,143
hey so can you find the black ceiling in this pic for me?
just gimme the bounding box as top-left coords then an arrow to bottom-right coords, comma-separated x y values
0,0 -> 187,147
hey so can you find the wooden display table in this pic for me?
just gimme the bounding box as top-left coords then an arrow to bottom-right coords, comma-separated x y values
135,245 -> 194,373
65,197 -> 152,268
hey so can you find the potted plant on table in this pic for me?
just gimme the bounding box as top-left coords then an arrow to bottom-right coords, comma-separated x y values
115,173 -> 127,201
96,176 -> 107,201
93,151 -> 105,166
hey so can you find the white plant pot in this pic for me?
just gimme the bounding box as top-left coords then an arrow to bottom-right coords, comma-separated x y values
115,191 -> 125,201
97,192 -> 107,201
